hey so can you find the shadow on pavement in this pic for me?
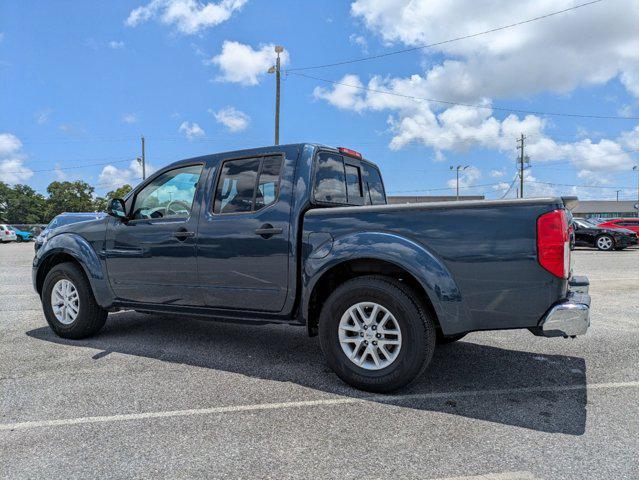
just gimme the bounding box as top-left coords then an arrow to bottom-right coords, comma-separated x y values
27,312 -> 587,435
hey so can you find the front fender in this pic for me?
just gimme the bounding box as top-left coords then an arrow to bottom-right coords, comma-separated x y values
302,231 -> 469,335
33,233 -> 114,308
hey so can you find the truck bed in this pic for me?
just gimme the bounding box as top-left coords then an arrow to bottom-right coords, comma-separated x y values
303,197 -> 572,334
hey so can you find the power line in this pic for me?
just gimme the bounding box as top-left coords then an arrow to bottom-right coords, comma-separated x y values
286,0 -> 603,72
387,182 -> 502,194
2,158 -> 133,175
290,72 -> 639,121
527,180 -> 636,189
500,175 -> 519,199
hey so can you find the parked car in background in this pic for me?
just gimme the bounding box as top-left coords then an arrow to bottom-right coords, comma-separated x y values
34,212 -> 105,251
7,226 -> 33,242
572,217 -> 638,251
597,218 -> 639,235
0,224 -> 18,243
33,143 -> 591,392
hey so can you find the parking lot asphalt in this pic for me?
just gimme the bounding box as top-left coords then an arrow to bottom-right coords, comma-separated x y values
1,242 -> 638,480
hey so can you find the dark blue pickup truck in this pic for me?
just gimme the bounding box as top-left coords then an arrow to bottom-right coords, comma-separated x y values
33,143 -> 590,391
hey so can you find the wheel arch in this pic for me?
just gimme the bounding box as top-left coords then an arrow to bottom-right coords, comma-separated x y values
302,232 -> 467,337
34,234 -> 114,307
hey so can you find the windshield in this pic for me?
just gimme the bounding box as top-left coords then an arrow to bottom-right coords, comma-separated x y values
575,219 -> 598,228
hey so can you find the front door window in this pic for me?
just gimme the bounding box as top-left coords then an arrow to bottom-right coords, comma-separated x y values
132,165 -> 203,220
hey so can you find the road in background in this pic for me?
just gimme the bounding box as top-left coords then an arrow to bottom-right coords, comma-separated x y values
1,243 -> 638,479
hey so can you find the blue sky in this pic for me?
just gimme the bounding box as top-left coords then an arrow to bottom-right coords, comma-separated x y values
1,0 -> 639,200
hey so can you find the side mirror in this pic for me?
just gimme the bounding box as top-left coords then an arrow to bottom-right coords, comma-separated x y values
107,198 -> 128,220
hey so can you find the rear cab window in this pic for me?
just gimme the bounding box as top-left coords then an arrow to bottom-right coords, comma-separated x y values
313,151 -> 386,206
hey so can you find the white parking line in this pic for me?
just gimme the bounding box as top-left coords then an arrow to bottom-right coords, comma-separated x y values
2,380 -> 638,432
434,472 -> 540,480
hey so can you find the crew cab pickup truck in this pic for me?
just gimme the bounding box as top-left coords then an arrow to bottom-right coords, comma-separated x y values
33,143 -> 591,392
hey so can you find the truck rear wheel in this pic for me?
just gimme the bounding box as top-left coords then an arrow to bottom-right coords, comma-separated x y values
42,262 -> 107,339
318,275 -> 436,393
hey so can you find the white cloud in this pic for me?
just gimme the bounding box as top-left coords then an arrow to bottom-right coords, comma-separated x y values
54,163 -> 66,181
350,0 -> 639,101
490,169 -> 505,178
314,74 -> 368,112
0,133 -> 22,156
122,113 -> 138,124
447,165 -> 481,190
34,108 -> 53,125
315,73 -> 639,175
211,106 -> 249,132
179,121 -> 205,140
349,34 -> 368,54
126,0 -> 248,34
0,133 -> 33,184
109,40 -> 125,49
98,159 -> 156,190
211,41 -> 289,86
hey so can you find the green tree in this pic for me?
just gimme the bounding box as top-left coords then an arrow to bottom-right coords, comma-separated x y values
107,184 -> 133,200
93,184 -> 132,212
46,180 -> 96,218
0,183 -> 47,223
93,196 -> 108,212
0,181 -> 10,221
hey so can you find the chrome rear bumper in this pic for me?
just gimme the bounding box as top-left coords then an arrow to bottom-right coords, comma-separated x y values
537,276 -> 591,338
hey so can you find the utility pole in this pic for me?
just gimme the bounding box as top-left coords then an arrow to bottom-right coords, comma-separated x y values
450,165 -> 469,200
137,135 -> 146,181
516,134 -> 526,198
616,189 -> 621,202
268,45 -> 284,145
141,135 -> 146,180
634,165 -> 638,205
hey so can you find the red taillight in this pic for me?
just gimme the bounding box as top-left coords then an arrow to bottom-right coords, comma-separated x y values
537,209 -> 570,278
4,230 -> 9,234
338,147 -> 362,159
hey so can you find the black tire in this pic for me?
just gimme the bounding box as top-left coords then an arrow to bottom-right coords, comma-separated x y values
16,236 -> 23,243
436,331 -> 467,345
42,262 -> 107,339
318,275 -> 436,393
595,234 -> 614,251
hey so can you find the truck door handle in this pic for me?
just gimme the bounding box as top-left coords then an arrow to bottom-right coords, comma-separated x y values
254,224 -> 283,238
173,228 -> 195,241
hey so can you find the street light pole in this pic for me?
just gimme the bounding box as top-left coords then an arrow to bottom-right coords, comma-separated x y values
268,45 -> 284,145
136,135 -> 146,181
616,189 -> 621,202
634,165 -> 638,205
450,165 -> 469,201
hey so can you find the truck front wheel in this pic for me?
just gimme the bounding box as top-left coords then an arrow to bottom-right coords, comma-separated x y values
318,275 -> 436,393
42,262 -> 107,339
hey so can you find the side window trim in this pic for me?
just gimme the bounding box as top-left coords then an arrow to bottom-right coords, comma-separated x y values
211,153 -> 284,216
128,162 -> 204,223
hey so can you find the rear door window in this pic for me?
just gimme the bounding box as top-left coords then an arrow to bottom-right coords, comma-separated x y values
213,156 -> 283,214
255,156 -> 283,210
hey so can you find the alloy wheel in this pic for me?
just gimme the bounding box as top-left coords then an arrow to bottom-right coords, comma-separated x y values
338,302 -> 402,370
50,279 -> 80,325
